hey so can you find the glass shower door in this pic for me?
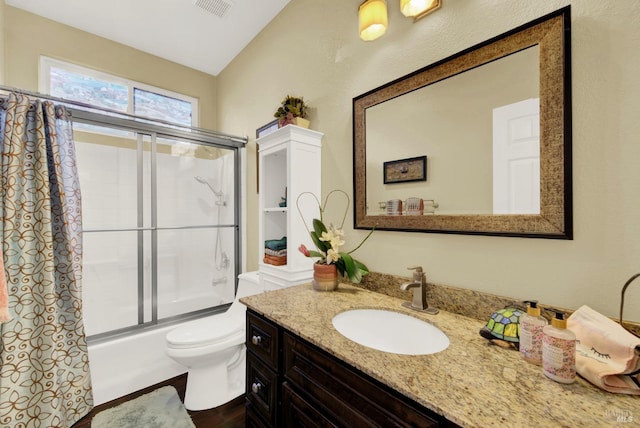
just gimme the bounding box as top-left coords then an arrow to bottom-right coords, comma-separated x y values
155,138 -> 237,319
76,122 -> 239,339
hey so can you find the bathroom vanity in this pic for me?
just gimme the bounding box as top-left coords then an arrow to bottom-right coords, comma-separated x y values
242,283 -> 640,427
245,310 -> 450,427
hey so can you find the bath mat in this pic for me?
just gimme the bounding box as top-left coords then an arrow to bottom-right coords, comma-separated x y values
91,386 -> 195,428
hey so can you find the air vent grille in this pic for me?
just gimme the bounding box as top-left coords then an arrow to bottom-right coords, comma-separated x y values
193,0 -> 233,18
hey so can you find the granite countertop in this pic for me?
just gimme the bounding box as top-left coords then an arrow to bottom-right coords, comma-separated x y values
241,283 -> 640,428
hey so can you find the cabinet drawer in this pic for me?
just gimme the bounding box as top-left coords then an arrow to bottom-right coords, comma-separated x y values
284,332 -> 439,427
246,402 -> 270,428
282,382 -> 335,427
246,352 -> 278,427
247,311 -> 279,368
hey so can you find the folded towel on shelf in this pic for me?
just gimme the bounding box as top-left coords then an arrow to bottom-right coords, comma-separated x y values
265,248 -> 287,257
567,305 -> 640,394
0,245 -> 11,323
265,237 -> 287,251
263,255 -> 287,266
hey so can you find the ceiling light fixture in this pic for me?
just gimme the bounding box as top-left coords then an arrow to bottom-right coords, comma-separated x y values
400,0 -> 442,20
359,0 -> 388,41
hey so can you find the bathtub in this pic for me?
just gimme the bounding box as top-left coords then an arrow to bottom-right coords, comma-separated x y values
87,286 -> 232,405
88,323 -> 188,405
85,282 -> 234,404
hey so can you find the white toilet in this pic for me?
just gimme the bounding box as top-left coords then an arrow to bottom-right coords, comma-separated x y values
165,271 -> 262,411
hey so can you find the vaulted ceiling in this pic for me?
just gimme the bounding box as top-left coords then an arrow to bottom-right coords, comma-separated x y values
6,0 -> 291,76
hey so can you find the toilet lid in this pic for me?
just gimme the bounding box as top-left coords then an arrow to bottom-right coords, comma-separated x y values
166,315 -> 243,348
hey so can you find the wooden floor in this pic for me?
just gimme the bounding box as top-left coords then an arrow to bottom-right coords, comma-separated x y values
72,373 -> 245,428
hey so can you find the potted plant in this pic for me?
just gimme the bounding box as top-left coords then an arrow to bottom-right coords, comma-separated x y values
274,95 -> 310,128
297,190 -> 374,291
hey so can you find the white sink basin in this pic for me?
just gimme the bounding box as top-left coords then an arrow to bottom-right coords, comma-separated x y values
332,309 -> 449,355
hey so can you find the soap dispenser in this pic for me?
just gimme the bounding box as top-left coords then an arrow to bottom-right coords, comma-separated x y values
519,300 -> 547,365
542,309 -> 576,384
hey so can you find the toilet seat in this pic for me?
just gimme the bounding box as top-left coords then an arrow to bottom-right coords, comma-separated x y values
166,314 -> 243,349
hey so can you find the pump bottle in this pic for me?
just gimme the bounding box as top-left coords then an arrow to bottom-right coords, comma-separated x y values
542,310 -> 576,384
519,300 -> 547,365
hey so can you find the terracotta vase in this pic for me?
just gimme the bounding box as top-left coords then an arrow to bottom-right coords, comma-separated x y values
312,263 -> 339,292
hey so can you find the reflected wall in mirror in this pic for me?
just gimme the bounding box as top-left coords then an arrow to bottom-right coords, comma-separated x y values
353,6 -> 572,238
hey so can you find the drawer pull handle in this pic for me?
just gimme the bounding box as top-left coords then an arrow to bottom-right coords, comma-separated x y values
251,335 -> 262,345
251,382 -> 263,394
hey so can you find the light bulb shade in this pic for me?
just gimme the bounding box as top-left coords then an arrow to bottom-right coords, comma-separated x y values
359,0 -> 388,41
400,0 -> 441,19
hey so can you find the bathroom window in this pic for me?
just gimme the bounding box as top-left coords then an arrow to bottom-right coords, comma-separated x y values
39,56 -> 198,127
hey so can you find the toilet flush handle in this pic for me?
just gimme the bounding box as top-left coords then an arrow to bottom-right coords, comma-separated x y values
251,335 -> 262,345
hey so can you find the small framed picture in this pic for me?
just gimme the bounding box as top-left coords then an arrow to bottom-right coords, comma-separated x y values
383,156 -> 427,184
256,119 -> 279,139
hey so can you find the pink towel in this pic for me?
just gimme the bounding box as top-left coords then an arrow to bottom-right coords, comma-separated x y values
0,246 -> 11,323
567,305 -> 640,394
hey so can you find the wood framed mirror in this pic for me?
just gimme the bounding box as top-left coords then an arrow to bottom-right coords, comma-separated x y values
353,7 -> 572,239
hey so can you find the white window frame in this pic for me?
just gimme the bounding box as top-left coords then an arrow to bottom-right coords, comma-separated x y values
39,56 -> 199,127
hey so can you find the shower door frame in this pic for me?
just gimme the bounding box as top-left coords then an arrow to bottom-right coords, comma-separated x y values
71,108 -> 247,341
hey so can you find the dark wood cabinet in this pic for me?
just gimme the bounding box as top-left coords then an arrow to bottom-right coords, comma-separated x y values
246,352 -> 278,426
246,311 -> 282,427
283,332 -> 440,427
246,309 -> 455,427
282,383 -> 335,427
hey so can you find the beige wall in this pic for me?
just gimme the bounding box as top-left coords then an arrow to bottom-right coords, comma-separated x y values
218,0 -> 640,321
2,6 -> 218,129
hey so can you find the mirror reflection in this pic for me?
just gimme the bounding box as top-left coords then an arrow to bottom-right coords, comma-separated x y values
366,46 -> 540,215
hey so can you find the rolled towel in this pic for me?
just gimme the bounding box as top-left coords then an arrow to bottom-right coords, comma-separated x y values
567,305 -> 640,394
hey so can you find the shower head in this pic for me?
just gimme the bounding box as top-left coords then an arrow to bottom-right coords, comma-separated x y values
194,176 -> 223,198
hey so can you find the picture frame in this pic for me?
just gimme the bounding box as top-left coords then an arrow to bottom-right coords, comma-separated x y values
256,119 -> 279,139
383,156 -> 427,184
256,119 -> 279,192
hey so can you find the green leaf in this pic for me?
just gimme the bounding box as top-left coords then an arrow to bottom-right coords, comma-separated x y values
340,253 -> 361,283
313,218 -> 327,235
335,259 -> 346,277
309,231 -> 325,253
312,219 -> 329,252
307,250 -> 325,259
353,259 -> 369,275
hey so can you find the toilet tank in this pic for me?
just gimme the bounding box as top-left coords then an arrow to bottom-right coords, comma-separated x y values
235,271 -> 262,299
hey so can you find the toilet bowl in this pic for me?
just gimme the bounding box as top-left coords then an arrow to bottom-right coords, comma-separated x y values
165,271 -> 262,411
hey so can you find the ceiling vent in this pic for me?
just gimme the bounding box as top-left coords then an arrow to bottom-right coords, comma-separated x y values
193,0 -> 234,18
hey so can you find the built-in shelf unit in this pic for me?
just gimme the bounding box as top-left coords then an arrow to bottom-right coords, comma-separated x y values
257,125 -> 323,289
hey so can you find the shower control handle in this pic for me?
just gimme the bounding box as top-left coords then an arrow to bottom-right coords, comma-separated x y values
251,335 -> 262,346
251,381 -> 263,394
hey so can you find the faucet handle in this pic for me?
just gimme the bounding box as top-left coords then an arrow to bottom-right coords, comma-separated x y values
407,266 -> 425,282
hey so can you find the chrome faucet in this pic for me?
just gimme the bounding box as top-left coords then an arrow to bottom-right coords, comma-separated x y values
400,266 -> 439,314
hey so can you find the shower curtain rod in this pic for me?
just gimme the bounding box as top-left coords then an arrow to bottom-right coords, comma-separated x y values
0,84 -> 248,145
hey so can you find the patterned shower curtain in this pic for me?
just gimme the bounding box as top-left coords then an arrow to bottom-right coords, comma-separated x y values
0,93 -> 92,427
